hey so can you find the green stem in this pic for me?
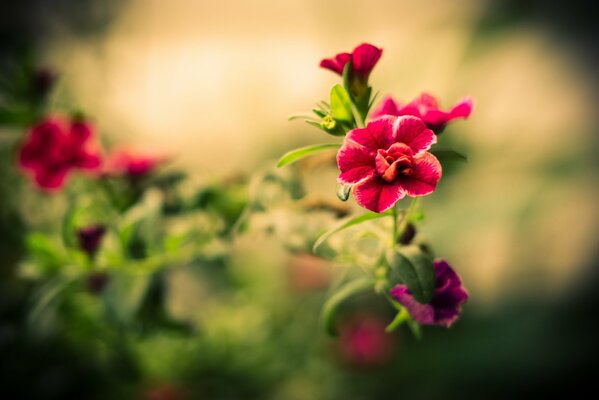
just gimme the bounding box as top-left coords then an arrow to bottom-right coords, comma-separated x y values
391,202 -> 400,246
396,197 -> 419,242
385,306 -> 409,333
350,102 -> 365,128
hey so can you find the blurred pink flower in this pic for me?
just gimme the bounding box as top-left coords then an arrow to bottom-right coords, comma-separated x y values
337,315 -> 395,368
103,150 -> 167,178
18,116 -> 101,190
337,115 -> 441,213
390,259 -> 469,327
371,93 -> 473,133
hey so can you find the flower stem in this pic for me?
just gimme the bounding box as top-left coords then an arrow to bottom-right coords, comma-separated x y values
385,306 -> 409,332
350,102 -> 365,128
396,197 -> 419,243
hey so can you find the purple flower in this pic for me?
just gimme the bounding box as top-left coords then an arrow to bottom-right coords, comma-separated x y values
390,259 -> 468,327
77,224 -> 106,256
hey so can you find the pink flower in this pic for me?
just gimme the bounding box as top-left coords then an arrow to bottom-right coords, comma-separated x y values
18,116 -> 101,190
320,43 -> 383,96
390,259 -> 468,327
371,93 -> 473,133
336,314 -> 395,368
103,150 -> 166,179
337,115 -> 442,213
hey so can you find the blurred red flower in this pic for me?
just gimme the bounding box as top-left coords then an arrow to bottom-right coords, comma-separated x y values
337,314 -> 395,368
102,150 -> 167,179
18,116 -> 101,190
371,93 -> 473,133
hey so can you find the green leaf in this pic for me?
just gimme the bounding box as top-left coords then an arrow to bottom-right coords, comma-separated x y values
336,183 -> 352,201
321,277 -> 375,335
330,84 -> 353,122
386,245 -> 435,304
430,149 -> 468,163
312,210 -> 392,252
277,143 -> 340,168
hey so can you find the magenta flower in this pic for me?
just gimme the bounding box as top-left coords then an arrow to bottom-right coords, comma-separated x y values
77,224 -> 106,256
390,259 -> 468,327
320,43 -> 382,96
337,315 -> 394,368
103,150 -> 166,179
18,117 -> 102,190
336,115 -> 442,213
371,93 -> 473,133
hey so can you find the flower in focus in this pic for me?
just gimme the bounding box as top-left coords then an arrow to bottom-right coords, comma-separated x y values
337,115 -> 441,213
77,224 -> 106,256
18,116 -> 102,190
102,150 -> 166,179
320,43 -> 383,97
390,259 -> 468,327
336,314 -> 395,368
371,93 -> 473,133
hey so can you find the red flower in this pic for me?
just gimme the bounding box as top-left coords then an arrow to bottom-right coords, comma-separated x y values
102,150 -> 166,178
390,259 -> 468,327
337,116 -> 441,213
18,116 -> 101,190
336,315 -> 395,368
320,43 -> 382,96
371,93 -> 473,133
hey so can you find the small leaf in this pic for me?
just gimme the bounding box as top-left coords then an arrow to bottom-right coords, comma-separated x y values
312,109 -> 326,118
430,149 -> 468,163
321,277 -> 374,335
288,113 -> 317,121
277,143 -> 340,168
386,245 -> 435,304
330,84 -> 353,122
312,210 -> 392,252
336,183 -> 352,201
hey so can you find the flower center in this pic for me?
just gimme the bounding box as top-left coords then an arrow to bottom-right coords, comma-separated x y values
375,143 -> 414,183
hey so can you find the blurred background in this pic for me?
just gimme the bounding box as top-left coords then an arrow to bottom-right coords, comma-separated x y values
1,0 -> 599,398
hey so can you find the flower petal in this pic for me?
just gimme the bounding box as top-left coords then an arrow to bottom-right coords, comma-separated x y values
370,96 -> 400,119
346,117 -> 395,153
320,52 -> 351,75
337,141 -> 375,184
396,152 -> 441,197
393,116 -> 436,154
351,43 -> 382,79
390,285 -> 435,325
352,175 -> 405,213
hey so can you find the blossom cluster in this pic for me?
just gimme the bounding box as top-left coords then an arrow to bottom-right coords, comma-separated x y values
281,42 -> 472,333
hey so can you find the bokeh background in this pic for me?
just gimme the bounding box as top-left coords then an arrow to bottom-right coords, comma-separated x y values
1,0 -> 599,398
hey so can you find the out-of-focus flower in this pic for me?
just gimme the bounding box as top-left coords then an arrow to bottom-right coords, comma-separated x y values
86,272 -> 110,295
336,314 -> 395,368
102,150 -> 167,179
337,115 -> 441,213
390,259 -> 468,327
287,253 -> 331,293
77,224 -> 106,256
18,116 -> 101,190
142,383 -> 186,400
371,93 -> 473,133
320,43 -> 382,97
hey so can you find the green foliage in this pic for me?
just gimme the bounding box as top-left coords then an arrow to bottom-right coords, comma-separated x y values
312,210 -> 393,252
277,143 -> 340,168
386,245 -> 436,304
321,277 -> 375,335
330,84 -> 354,122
